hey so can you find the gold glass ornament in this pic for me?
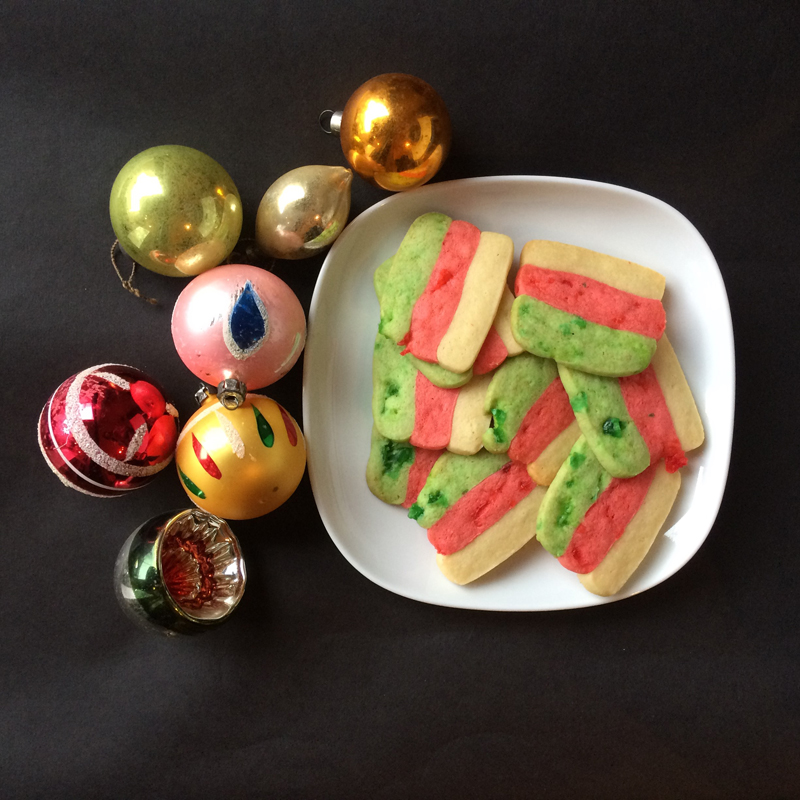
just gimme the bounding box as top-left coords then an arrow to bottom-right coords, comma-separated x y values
109,145 -> 242,277
255,165 -> 352,259
324,73 -> 451,191
176,392 -> 306,520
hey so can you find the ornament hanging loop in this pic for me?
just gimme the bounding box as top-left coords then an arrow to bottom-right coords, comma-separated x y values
216,378 -> 247,410
319,110 -> 342,135
110,240 -> 159,305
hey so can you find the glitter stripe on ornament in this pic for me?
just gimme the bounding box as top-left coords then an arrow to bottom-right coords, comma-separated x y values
37,402 -> 128,497
214,411 -> 245,458
65,365 -> 171,478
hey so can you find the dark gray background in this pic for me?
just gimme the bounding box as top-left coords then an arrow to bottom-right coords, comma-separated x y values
2,1 -> 798,798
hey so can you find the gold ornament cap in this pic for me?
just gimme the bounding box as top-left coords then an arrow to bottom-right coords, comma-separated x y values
322,73 -> 451,192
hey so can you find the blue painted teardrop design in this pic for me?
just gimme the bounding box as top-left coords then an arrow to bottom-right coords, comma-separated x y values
224,281 -> 269,360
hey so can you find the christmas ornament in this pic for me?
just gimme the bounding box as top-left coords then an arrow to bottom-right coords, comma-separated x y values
255,165 -> 352,260
321,73 -> 451,191
38,364 -> 179,497
171,264 -> 306,390
176,390 -> 306,520
109,145 -> 242,277
114,508 -> 246,636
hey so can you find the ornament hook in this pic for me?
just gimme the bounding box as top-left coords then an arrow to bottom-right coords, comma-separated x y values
110,240 -> 159,305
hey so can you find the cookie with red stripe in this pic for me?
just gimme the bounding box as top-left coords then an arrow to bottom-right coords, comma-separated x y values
408,450 -> 547,584
366,426 -> 442,507
375,255 -> 472,389
379,212 -> 514,373
536,436 -> 681,595
481,352 -> 579,484
371,333 -> 490,454
558,334 -> 704,478
471,285 -> 524,376
511,240 -> 667,377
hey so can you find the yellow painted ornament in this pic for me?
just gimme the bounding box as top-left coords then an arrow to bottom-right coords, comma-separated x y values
255,165 -> 352,260
176,393 -> 306,520
323,73 -> 451,191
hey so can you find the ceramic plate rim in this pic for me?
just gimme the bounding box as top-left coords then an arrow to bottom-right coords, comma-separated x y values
303,175 -> 734,612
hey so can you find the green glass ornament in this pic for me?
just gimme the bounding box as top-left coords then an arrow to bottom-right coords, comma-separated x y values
109,145 -> 243,277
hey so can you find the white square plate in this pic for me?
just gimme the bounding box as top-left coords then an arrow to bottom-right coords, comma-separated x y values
303,176 -> 734,610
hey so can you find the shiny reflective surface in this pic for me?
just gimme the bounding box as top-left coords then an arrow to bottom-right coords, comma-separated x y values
109,145 -> 242,277
114,508 -> 246,636
176,393 -> 306,520
37,364 -> 178,496
255,165 -> 352,259
171,264 -> 306,390
338,73 -> 451,191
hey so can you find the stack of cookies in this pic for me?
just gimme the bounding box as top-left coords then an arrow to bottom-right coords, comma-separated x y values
366,213 -> 703,595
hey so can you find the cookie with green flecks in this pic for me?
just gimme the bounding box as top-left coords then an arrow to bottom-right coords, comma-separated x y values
407,449 -> 546,585
535,436 -> 681,597
366,426 -> 442,507
511,240 -> 667,377
557,334 -> 704,478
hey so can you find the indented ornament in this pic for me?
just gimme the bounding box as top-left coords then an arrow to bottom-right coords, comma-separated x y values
321,73 -> 452,191
175,393 -> 306,520
255,165 -> 352,259
38,364 -> 179,496
171,264 -> 306,390
109,145 -> 243,277
114,508 -> 246,636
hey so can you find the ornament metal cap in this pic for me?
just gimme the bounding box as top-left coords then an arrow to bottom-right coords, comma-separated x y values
319,110 -> 342,135
114,508 -> 246,636
216,378 -> 247,409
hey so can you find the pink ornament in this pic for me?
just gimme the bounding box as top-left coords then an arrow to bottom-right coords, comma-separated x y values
38,364 -> 179,497
171,264 -> 306,390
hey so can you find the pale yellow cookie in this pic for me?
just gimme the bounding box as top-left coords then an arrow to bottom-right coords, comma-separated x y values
651,334 -> 705,452
436,231 -> 514,373
520,240 -> 666,300
447,373 -> 493,456
492,285 -> 524,357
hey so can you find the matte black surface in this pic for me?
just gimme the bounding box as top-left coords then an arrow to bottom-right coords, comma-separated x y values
2,2 -> 799,798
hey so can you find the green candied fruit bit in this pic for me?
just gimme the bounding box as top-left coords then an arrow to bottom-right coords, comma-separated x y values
426,489 -> 448,506
602,417 -> 627,438
571,391 -> 589,413
490,407 -> 508,443
573,316 -> 587,329
408,503 -> 424,520
565,478 -> 575,488
381,440 -> 414,479
556,498 -> 575,528
385,382 -> 399,398
558,322 -> 572,335
569,451 -> 586,469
